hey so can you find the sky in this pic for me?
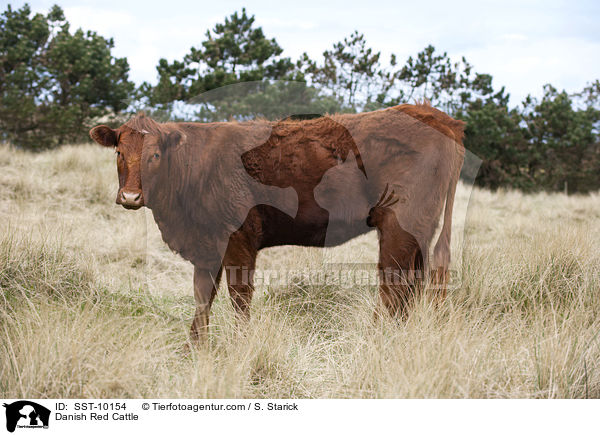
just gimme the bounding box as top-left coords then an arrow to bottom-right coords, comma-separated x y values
11,0 -> 600,106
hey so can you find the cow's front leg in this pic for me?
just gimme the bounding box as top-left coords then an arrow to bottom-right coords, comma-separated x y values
189,266 -> 222,344
224,229 -> 258,320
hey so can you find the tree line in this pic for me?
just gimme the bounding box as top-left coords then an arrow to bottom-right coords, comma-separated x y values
1,4 -> 598,192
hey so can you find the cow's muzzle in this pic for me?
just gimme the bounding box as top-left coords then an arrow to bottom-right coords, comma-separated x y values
117,190 -> 144,209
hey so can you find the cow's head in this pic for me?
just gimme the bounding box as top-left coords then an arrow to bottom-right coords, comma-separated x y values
90,124 -> 145,209
138,128 -> 184,209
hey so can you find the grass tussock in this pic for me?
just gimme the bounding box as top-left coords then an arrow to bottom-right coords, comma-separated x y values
0,143 -> 599,398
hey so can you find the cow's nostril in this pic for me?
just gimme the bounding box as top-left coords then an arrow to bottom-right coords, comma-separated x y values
121,191 -> 143,205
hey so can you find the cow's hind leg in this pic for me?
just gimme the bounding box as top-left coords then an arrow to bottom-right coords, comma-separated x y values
189,266 -> 222,345
376,223 -> 424,319
430,244 -> 450,305
430,145 -> 462,305
224,229 -> 258,320
429,213 -> 453,306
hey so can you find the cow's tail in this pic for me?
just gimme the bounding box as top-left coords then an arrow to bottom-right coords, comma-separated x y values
351,141 -> 368,179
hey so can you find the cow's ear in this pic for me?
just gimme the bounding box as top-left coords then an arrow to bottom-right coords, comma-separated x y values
90,125 -> 118,147
159,130 -> 183,152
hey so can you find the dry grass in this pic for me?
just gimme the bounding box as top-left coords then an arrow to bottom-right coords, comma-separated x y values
1,143 -> 599,398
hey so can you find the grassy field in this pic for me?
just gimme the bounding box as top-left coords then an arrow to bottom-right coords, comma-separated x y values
1,143 -> 599,398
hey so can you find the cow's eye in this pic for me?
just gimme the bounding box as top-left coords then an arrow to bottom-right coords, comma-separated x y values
153,153 -> 160,159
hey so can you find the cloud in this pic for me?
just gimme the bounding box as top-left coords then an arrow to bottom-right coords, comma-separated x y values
58,5 -> 203,84
461,36 -> 600,104
19,0 -> 600,106
63,6 -> 134,35
257,17 -> 317,31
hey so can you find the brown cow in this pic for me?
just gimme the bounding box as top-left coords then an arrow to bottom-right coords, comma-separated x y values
90,102 -> 464,344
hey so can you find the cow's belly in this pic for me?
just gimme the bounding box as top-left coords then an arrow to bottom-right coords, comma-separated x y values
321,218 -> 372,247
256,204 -> 371,249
